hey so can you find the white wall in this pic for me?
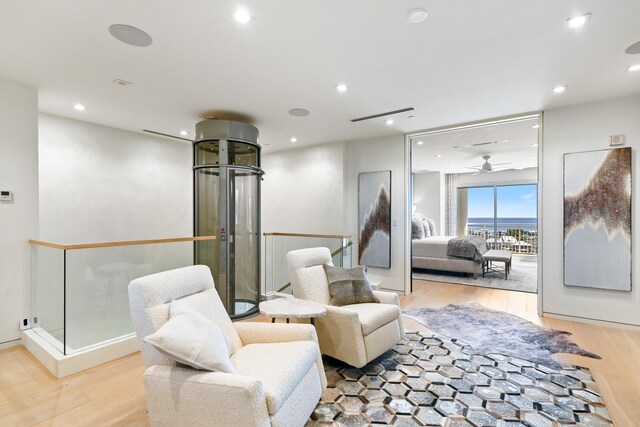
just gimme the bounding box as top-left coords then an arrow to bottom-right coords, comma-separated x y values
345,135 -> 407,292
0,78 -> 38,346
262,142 -> 346,234
413,172 -> 444,234
456,167 -> 537,187
542,95 -> 640,326
262,135 -> 407,293
38,114 -> 192,243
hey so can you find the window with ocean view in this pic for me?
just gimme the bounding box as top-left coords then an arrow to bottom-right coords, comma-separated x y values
459,184 -> 537,254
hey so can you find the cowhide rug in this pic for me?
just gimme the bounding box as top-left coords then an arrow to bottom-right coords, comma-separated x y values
403,303 -> 601,369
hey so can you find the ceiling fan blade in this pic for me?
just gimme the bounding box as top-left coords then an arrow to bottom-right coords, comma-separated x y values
492,162 -> 512,166
465,166 -> 482,171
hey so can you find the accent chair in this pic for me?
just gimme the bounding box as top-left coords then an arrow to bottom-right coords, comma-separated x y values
128,265 -> 327,427
286,247 -> 405,368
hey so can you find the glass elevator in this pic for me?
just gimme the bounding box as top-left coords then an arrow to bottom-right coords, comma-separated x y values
193,119 -> 262,318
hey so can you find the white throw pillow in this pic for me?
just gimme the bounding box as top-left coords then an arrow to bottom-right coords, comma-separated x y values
144,299 -> 237,373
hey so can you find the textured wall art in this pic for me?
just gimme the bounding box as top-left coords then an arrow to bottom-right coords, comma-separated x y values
358,171 -> 391,268
563,147 -> 632,291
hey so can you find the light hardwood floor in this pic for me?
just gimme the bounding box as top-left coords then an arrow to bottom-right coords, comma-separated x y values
2,281 -> 640,426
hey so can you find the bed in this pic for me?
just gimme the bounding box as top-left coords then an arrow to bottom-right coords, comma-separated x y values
412,236 -> 483,275
411,214 -> 484,275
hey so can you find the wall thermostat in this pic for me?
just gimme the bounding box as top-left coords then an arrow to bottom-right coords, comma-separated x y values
609,134 -> 625,146
0,190 -> 13,201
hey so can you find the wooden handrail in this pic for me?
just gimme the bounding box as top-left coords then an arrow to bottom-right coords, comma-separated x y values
29,236 -> 216,251
263,232 -> 351,239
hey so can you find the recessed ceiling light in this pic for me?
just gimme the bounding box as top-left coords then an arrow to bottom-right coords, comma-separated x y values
567,13 -> 591,29
628,64 -> 640,72
553,85 -> 567,94
74,104 -> 86,111
531,143 -> 539,147
180,130 -> 188,136
336,84 -> 349,92
290,137 -> 298,143
407,8 -> 428,24
416,140 -> 424,145
384,119 -> 394,125
532,124 -> 540,129
233,8 -> 253,23
112,78 -> 132,87
626,41 -> 640,55
289,108 -> 310,117
434,154 -> 442,158
109,24 -> 153,47
408,115 -> 415,119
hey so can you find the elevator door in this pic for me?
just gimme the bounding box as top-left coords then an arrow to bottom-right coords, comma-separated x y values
194,166 -> 260,318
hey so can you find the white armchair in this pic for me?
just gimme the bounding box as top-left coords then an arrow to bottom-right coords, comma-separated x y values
129,265 -> 327,427
287,247 -> 404,368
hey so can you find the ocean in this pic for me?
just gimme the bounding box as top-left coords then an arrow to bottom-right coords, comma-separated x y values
468,217 -> 537,232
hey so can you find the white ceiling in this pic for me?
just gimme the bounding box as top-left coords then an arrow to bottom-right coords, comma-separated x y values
1,0 -> 639,153
411,116 -> 539,174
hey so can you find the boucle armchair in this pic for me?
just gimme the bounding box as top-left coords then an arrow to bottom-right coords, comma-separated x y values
287,247 -> 404,368
129,265 -> 326,427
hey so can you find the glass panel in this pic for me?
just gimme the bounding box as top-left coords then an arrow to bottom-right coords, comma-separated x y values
228,141 -> 258,167
497,184 -> 538,254
195,168 -> 225,307
64,241 -> 194,352
230,169 -> 260,317
31,245 -> 65,353
195,140 -> 220,165
463,186 -> 496,247
264,235 -> 353,296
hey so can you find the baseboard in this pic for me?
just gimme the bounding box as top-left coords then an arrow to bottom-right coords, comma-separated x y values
543,312 -> 640,331
0,338 -> 21,351
21,329 -> 139,378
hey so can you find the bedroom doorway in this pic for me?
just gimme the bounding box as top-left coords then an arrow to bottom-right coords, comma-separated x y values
409,114 -> 540,294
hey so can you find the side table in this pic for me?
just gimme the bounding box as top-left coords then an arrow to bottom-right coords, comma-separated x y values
259,297 -> 326,325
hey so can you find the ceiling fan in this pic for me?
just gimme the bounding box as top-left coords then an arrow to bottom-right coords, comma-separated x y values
466,155 -> 511,174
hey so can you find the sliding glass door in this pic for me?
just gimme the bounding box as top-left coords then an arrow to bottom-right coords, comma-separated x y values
459,184 -> 537,254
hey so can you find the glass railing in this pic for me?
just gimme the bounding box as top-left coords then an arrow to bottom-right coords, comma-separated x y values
263,233 -> 352,296
29,236 -> 215,355
466,223 -> 538,254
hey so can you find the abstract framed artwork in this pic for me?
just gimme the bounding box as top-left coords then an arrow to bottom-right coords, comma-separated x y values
358,170 -> 391,268
563,147 -> 632,291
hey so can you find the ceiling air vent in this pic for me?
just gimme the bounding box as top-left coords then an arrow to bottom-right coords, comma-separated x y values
351,107 -> 414,123
143,129 -> 192,142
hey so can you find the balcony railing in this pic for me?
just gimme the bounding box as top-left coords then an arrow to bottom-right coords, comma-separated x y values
29,236 -> 215,355
466,223 -> 538,254
263,232 -> 352,296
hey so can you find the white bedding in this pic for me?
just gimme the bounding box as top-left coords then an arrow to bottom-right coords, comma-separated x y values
411,236 -> 454,258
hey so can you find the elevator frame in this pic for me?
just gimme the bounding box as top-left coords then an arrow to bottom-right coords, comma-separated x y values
193,120 -> 263,319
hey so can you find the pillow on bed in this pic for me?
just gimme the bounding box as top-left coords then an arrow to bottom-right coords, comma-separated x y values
425,218 -> 438,236
412,218 -> 425,239
421,218 -> 432,237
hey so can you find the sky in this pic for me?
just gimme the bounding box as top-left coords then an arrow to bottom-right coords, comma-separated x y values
466,184 -> 537,218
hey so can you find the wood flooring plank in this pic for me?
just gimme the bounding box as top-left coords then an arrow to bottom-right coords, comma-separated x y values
2,280 -> 639,426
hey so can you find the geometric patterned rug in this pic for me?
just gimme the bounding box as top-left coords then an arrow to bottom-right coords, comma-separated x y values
307,331 -> 612,426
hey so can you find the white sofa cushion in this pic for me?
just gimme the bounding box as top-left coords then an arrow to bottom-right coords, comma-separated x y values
231,340 -> 319,415
341,303 -> 402,336
144,300 -> 236,373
